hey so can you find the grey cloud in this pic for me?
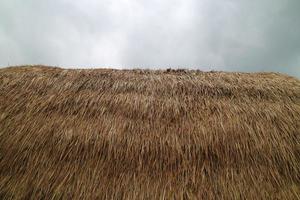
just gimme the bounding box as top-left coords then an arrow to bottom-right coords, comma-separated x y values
0,0 -> 299,78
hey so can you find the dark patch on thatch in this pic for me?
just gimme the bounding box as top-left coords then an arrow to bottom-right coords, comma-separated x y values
0,66 -> 299,199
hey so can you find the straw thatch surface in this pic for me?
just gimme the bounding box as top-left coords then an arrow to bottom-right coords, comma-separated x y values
0,66 -> 299,199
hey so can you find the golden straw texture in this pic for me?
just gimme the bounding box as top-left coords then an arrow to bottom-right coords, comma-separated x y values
0,66 -> 299,199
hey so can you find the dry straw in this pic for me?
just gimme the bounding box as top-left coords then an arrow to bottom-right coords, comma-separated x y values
0,66 -> 299,199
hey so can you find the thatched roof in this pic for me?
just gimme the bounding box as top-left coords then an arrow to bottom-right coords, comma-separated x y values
0,66 -> 299,199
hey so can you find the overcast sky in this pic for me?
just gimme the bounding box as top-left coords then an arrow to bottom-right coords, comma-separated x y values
0,0 -> 299,77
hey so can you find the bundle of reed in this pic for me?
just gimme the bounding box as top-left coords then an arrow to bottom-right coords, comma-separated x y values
0,66 -> 299,199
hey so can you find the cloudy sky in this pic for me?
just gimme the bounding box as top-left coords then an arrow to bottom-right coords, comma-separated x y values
0,0 -> 299,77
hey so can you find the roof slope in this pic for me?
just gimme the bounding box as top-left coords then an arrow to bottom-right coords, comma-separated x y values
0,66 -> 300,199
